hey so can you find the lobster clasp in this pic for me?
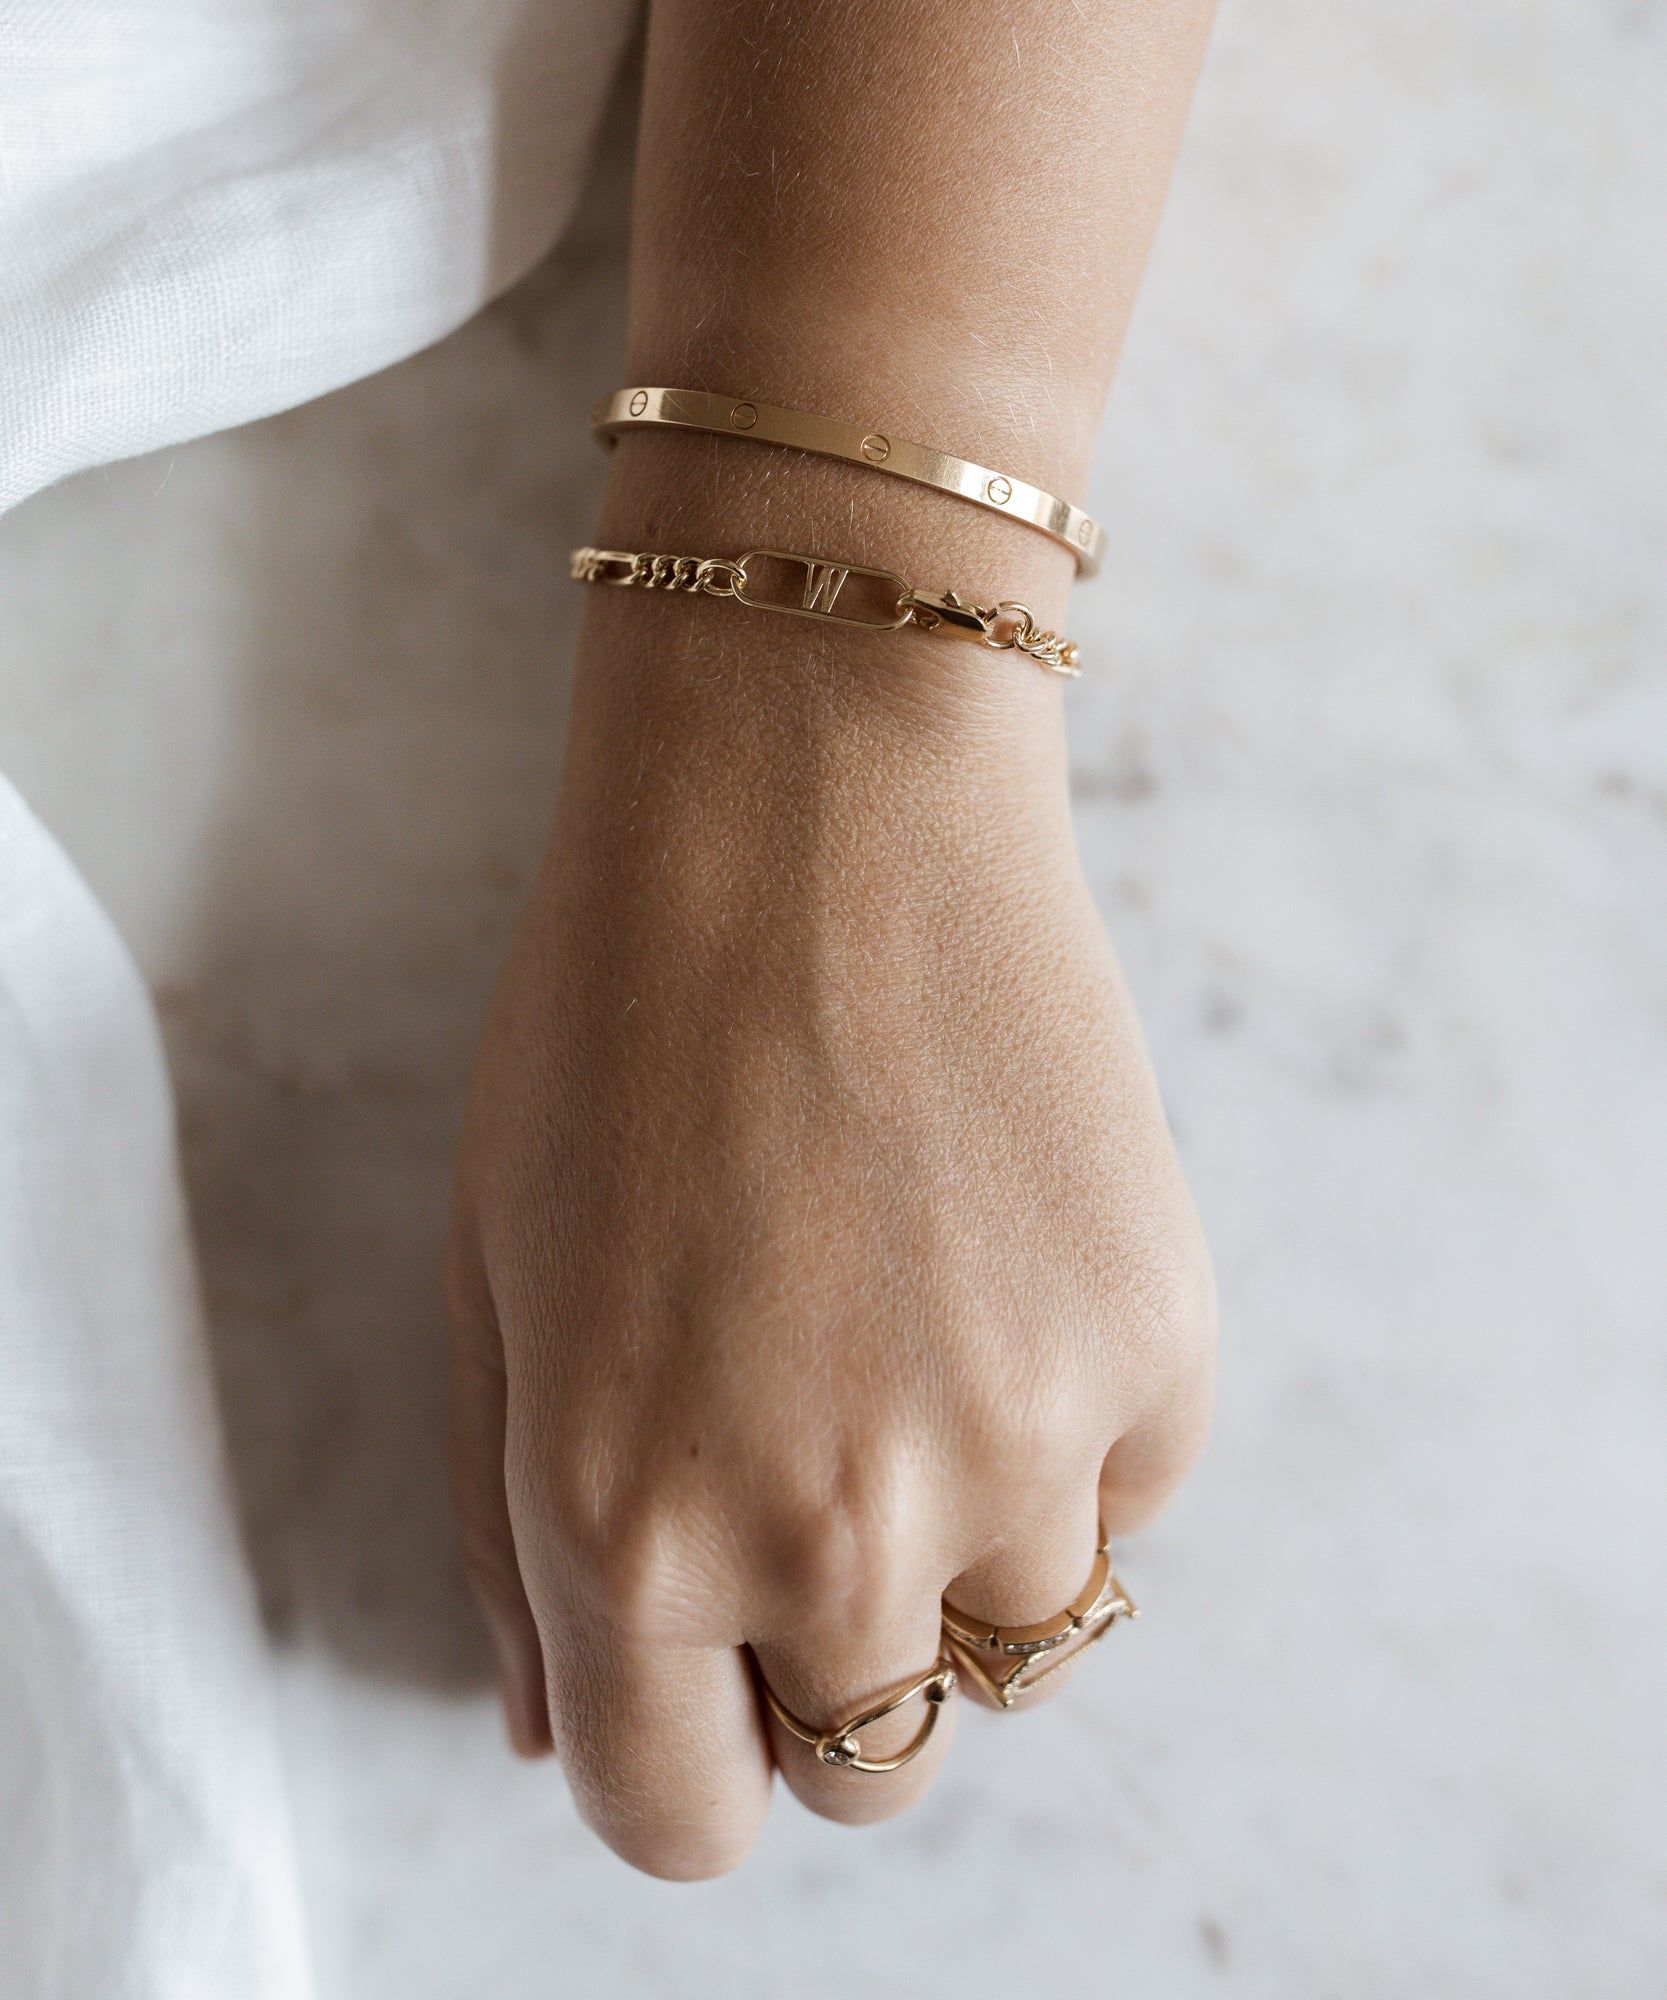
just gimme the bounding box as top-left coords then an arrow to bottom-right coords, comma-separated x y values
902,588 -> 997,641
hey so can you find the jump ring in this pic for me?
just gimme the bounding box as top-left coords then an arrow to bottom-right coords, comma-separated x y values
980,600 -> 1036,652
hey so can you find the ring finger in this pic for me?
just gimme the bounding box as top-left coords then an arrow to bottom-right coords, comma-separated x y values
942,1484 -> 1111,1709
752,1595 -> 957,1826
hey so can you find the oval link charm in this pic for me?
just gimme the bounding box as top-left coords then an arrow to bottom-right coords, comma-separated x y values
730,548 -> 912,632
762,1656 -> 958,1775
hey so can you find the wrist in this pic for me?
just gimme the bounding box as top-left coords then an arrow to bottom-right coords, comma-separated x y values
558,588 -> 1076,853
553,484 -> 1079,928
589,428 -> 1075,663
552,420 -> 1090,908
542,657 -> 1082,1011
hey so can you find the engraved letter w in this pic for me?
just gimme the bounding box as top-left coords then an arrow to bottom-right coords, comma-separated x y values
801,563 -> 850,614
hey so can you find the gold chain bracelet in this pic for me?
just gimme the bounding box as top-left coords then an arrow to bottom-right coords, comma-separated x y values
569,544 -> 1082,678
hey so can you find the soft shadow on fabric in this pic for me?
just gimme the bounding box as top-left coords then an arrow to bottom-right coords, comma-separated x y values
164,91 -> 637,1693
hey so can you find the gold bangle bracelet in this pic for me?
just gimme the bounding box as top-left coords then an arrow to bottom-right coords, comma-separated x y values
591,387 -> 1105,578
570,543 -> 1082,678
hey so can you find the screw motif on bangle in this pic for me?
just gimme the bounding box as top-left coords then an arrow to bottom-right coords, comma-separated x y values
590,387 -> 1104,577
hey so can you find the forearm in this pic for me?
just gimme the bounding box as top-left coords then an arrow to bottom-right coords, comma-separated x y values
452,0 -> 1219,1869
625,0 -> 1216,493
562,0 -> 1219,1019
586,0 -> 1215,682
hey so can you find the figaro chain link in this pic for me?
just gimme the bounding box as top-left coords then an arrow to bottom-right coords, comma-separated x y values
569,544 -> 1082,679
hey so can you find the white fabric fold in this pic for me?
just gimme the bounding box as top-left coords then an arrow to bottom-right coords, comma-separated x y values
0,0 -> 638,516
1,2 -> 635,1988
0,778 -> 314,1998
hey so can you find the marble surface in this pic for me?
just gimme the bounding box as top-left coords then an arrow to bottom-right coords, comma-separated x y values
3,3 -> 1665,1993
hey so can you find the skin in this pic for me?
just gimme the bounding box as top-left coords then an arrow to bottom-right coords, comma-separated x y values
448,0 -> 1219,1877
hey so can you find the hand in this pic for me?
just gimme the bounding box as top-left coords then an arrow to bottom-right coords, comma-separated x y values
446,540 -> 1214,1879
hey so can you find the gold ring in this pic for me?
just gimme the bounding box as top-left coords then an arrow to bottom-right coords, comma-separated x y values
940,1525 -> 1137,1708
761,1655 -> 957,1773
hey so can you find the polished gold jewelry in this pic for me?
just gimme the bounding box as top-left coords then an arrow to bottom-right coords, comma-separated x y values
940,1528 -> 1136,1708
762,1656 -> 957,1774
569,543 -> 1082,678
592,387 -> 1105,577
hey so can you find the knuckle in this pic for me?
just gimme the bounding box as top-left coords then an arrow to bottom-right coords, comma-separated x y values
955,1354 -> 1101,1484
564,1512 -> 680,1635
764,1450 -> 923,1619
1110,1197 -> 1217,1350
1004,1371 -> 1101,1465
1132,1237 -> 1217,1353
1113,1240 -> 1218,1433
510,1423 -> 725,1638
511,1434 -> 664,1631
